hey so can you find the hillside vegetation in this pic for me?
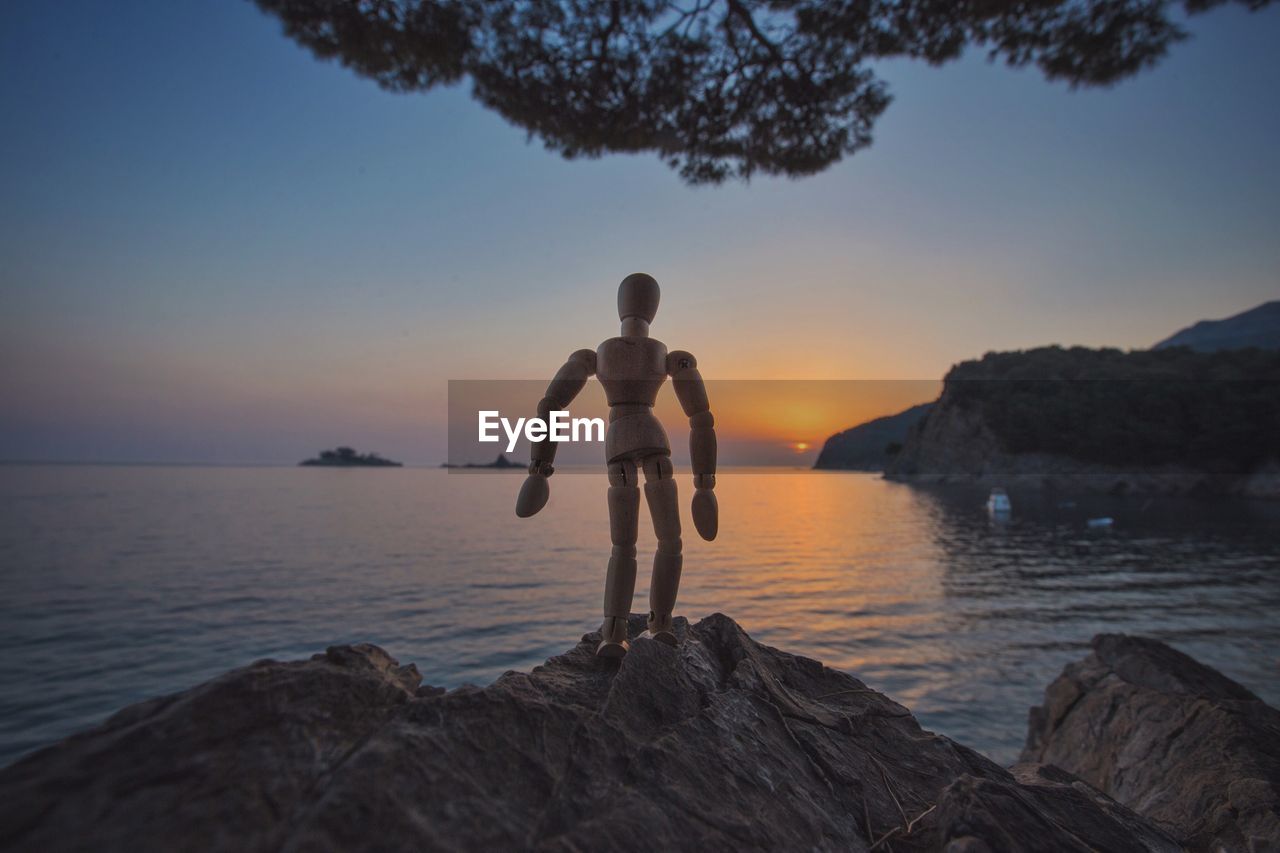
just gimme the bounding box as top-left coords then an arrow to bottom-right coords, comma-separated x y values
943,346 -> 1280,473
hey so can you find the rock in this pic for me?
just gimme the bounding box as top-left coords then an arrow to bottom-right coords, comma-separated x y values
1022,633 -> 1280,850
935,763 -> 1180,853
0,643 -> 422,852
883,346 -> 1280,498
813,402 -> 933,471
1,615 -> 1180,852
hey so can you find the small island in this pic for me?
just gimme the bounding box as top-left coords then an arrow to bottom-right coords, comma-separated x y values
300,447 -> 402,467
440,453 -> 524,470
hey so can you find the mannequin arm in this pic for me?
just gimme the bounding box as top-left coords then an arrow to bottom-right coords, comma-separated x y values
668,350 -> 718,540
515,348 -> 596,518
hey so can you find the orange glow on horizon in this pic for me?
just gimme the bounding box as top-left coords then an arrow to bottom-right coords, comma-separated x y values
669,380 -> 939,445
449,377 -> 941,465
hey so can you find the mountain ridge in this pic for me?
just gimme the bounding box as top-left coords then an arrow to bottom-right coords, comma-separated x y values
1154,300 -> 1280,352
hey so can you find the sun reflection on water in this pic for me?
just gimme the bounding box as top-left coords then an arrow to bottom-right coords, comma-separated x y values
1,465 -> 1278,767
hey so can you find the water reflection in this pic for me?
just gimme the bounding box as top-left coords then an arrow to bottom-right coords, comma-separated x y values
1,466 -> 1277,767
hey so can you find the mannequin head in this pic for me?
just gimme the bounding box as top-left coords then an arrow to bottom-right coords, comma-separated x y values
617,273 -> 659,337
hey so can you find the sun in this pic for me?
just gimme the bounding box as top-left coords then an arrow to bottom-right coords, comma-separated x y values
791,441 -> 810,453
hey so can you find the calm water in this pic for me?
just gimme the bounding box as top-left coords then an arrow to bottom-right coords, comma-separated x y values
1,465 -> 1278,767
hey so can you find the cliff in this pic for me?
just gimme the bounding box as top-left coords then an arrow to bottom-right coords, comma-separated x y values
6,614 -> 1266,851
884,346 -> 1280,496
813,402 -> 933,471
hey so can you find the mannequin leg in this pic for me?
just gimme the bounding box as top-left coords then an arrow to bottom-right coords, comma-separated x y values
641,454 -> 682,645
599,459 -> 639,658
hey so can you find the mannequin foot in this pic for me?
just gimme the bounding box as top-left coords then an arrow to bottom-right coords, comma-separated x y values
645,612 -> 677,646
596,616 -> 630,658
596,639 -> 629,658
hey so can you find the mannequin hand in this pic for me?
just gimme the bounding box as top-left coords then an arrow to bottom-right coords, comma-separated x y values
692,488 -> 718,541
515,473 -> 550,517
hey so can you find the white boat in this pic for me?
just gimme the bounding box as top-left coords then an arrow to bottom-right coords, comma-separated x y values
1087,517 -> 1114,528
986,488 -> 1012,516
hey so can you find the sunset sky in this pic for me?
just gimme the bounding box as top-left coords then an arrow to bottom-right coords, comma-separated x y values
2,1 -> 1277,465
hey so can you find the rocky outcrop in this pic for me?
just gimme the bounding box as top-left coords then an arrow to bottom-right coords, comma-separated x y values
883,346 -> 1280,498
813,402 -> 933,471
882,400 -> 1269,496
0,614 -> 1183,852
1023,633 -> 1280,850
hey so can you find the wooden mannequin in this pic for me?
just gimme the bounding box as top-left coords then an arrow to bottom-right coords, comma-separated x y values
516,273 -> 718,657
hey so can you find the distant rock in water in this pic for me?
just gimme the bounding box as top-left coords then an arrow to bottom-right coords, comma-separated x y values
300,446 -> 402,467
1154,300 -> 1280,352
884,345 -> 1280,497
1023,633 -> 1280,850
813,402 -> 933,471
440,453 -> 524,469
0,613 -> 1200,852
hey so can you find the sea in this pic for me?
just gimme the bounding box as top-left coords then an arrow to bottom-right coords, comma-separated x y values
2,464 -> 1278,768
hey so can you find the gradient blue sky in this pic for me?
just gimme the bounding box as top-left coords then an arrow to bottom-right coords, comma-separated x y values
2,0 -> 1277,464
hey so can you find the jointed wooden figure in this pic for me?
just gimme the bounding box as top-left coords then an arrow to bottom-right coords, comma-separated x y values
515,273 -> 718,657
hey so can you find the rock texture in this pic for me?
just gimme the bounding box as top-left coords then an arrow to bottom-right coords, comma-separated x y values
1,615 -> 1185,852
1023,633 -> 1280,851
